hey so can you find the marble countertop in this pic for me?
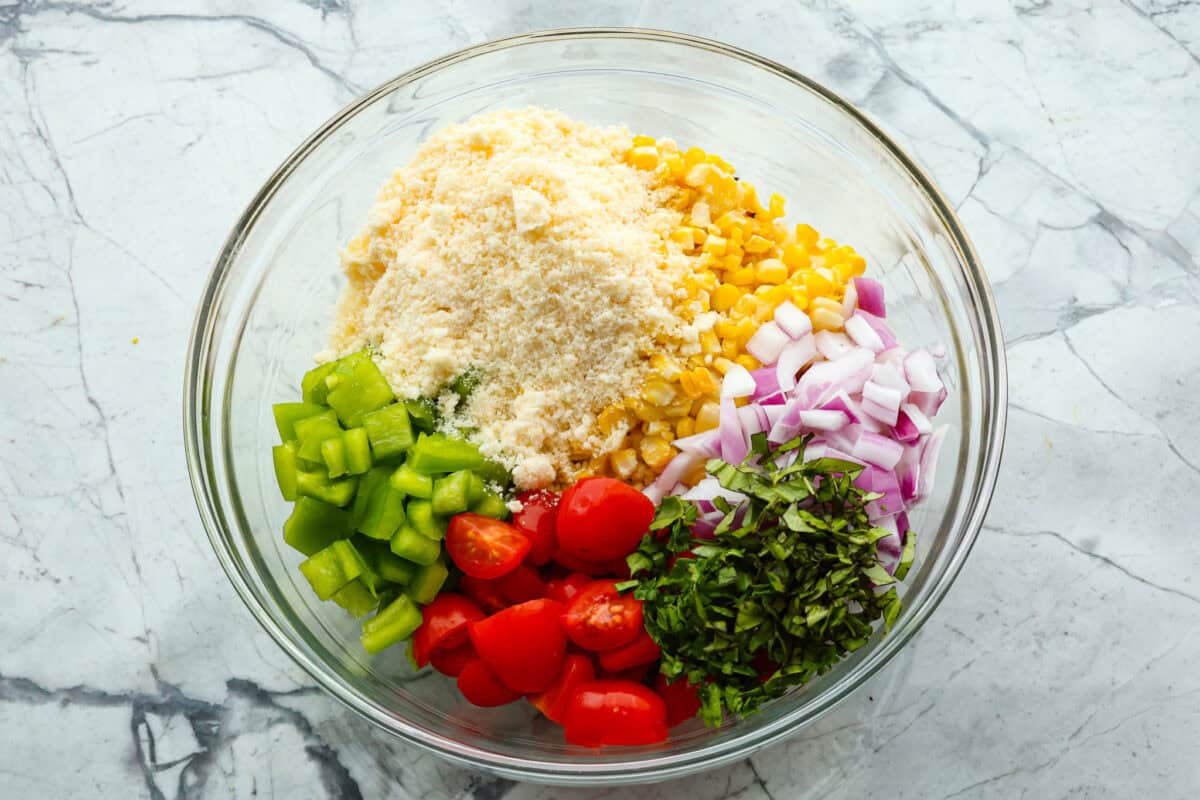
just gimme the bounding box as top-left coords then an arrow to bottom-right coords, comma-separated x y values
3,0 -> 1198,797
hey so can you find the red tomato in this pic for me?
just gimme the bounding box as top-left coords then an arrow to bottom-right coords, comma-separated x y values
562,580 -> 644,652
430,641 -> 475,678
457,659 -> 522,707
552,547 -> 615,577
597,630 -> 661,673
563,680 -> 669,747
556,478 -> 655,562
457,575 -> 508,613
495,564 -> 547,604
513,490 -> 559,566
528,654 -> 595,724
599,662 -> 655,684
654,674 -> 701,728
410,593 -> 484,668
545,572 -> 594,605
447,514 -> 531,579
468,599 -> 567,693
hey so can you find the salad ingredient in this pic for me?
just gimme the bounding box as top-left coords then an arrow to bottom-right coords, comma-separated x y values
562,681 -> 669,747
272,442 -> 300,501
494,564 -> 547,604
545,572 -> 593,605
406,558 -> 449,604
562,579 -> 644,652
654,674 -> 702,728
410,593 -> 485,668
458,659 -> 523,707
283,497 -> 352,556
596,630 -> 661,673
361,402 -> 414,461
389,525 -> 441,566
512,490 -> 560,566
331,108 -> 690,489
457,575 -> 508,613
361,593 -> 423,654
389,463 -> 432,498
324,350 -> 395,427
446,514 -> 532,579
556,477 -> 656,561
298,540 -> 366,600
430,641 -> 475,677
528,654 -> 596,724
468,598 -> 568,693
624,439 -> 905,726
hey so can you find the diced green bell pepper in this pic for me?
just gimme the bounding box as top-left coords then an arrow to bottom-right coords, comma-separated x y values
301,361 -> 338,405
407,558 -> 449,604
431,470 -> 473,516
273,402 -> 328,442
361,593 -> 423,653
332,579 -> 379,618
325,351 -> 394,428
358,538 -> 419,585
406,433 -> 487,475
343,427 -> 372,475
465,471 -> 486,505
389,463 -> 432,498
404,398 -> 439,434
272,441 -> 299,501
352,467 -> 389,528
298,540 -> 366,600
406,499 -> 445,541
358,483 -> 406,541
321,436 -> 348,478
283,497 -> 353,556
390,524 -> 441,565
361,402 -> 414,461
470,490 -> 509,520
296,469 -> 357,507
294,410 -> 343,462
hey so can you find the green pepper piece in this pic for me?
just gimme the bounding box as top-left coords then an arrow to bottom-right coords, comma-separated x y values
389,463 -> 433,498
357,537 -> 419,585
407,558 -> 449,604
470,490 -> 509,520
272,441 -> 300,501
298,540 -> 366,600
358,483 -> 406,541
465,471 -> 486,505
301,361 -> 338,405
361,593 -> 423,653
390,523 -> 441,565
321,436 -> 348,478
361,403 -> 414,461
406,499 -> 446,541
332,579 -> 379,618
343,427 -> 372,475
283,497 -> 353,556
272,402 -> 328,442
294,410 -> 343,462
296,469 -> 357,507
403,397 -> 439,434
431,470 -> 473,516
326,352 -> 395,428
405,433 -> 486,475
351,467 -> 389,528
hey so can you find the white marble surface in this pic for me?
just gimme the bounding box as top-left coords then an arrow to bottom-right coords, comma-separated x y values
2,0 -> 1198,797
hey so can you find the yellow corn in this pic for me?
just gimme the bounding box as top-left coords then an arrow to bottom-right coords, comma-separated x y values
811,307 -> 844,331
695,400 -> 721,432
755,258 -> 788,285
641,378 -> 677,406
735,354 -> 760,371
676,418 -> 695,439
629,145 -> 659,170
610,448 -> 639,478
744,234 -> 773,254
639,436 -> 676,471
727,267 -> 756,286
711,283 -> 740,312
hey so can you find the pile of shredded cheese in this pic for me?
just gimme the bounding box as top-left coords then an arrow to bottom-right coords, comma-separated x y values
329,108 -> 695,488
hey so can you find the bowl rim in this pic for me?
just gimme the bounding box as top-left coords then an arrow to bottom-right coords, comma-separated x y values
184,26 -> 1007,784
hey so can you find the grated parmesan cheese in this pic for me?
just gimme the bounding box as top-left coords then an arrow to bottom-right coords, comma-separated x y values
329,108 -> 687,489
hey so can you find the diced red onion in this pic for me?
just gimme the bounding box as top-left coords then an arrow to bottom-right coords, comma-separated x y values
767,398 -> 805,444
900,402 -> 932,435
750,367 -> 781,400
892,410 -> 921,444
776,334 -> 817,391
746,321 -> 789,366
644,450 -> 705,506
897,444 -> 921,502
798,409 -> 849,431
916,425 -> 948,500
903,348 -> 942,393
673,429 -> 721,458
844,314 -> 885,352
856,310 -> 899,350
773,300 -> 812,339
719,395 -> 748,463
721,364 -> 756,398
910,386 -> 947,418
853,430 -> 904,469
853,277 -> 886,317
870,362 -> 910,400
799,348 -> 874,395
814,330 -> 856,360
763,404 -> 787,427
683,476 -> 747,508
820,390 -> 863,424
758,391 -> 786,406
821,426 -> 862,455
858,466 -> 903,520
862,380 -> 902,413
876,347 -> 906,369
841,281 -> 858,319
860,394 -> 900,426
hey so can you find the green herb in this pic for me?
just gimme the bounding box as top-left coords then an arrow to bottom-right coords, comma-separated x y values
624,433 -> 914,726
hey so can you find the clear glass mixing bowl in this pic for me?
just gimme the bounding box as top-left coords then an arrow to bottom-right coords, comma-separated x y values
184,29 -> 1006,785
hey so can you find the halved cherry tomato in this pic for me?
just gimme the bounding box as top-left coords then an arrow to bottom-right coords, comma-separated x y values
446,514 -> 531,579
552,548 -> 616,577
562,580 -> 643,652
468,598 -> 567,693
430,641 -> 475,677
410,593 -> 484,668
457,575 -> 508,613
495,564 -> 547,604
598,662 -> 655,683
654,674 -> 701,727
597,629 -> 661,673
556,478 -> 655,562
545,571 -> 594,605
563,680 -> 668,747
513,490 -> 559,566
457,659 -> 522,707
528,654 -> 595,724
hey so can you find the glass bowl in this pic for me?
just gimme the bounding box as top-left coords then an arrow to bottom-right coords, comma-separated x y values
184,29 -> 1006,785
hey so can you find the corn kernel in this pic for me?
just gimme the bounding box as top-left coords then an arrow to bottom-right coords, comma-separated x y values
786,286 -> 809,308
811,307 -> 844,331
712,357 -> 736,376
633,402 -> 665,422
735,354 -> 760,371
663,153 -> 686,179
721,252 -> 742,271
676,418 -> 695,439
809,296 -> 841,315
646,420 -> 674,438
702,234 -> 727,256
803,269 -> 833,296
847,252 -> 866,275
630,145 -> 659,170
721,338 -> 740,360
733,295 -> 760,320
768,192 -> 785,219
744,234 -> 773,254
610,448 -> 639,478
695,400 -> 721,432
639,436 -> 676,471
684,163 -> 711,187
670,227 -> 696,249
727,267 -> 756,286
817,237 -> 838,253
598,405 -> 627,435
781,243 -> 807,269
699,330 -> 720,355
795,223 -> 819,247
693,367 -> 718,395
755,258 -> 788,284
710,283 -> 740,312
714,319 -> 737,339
